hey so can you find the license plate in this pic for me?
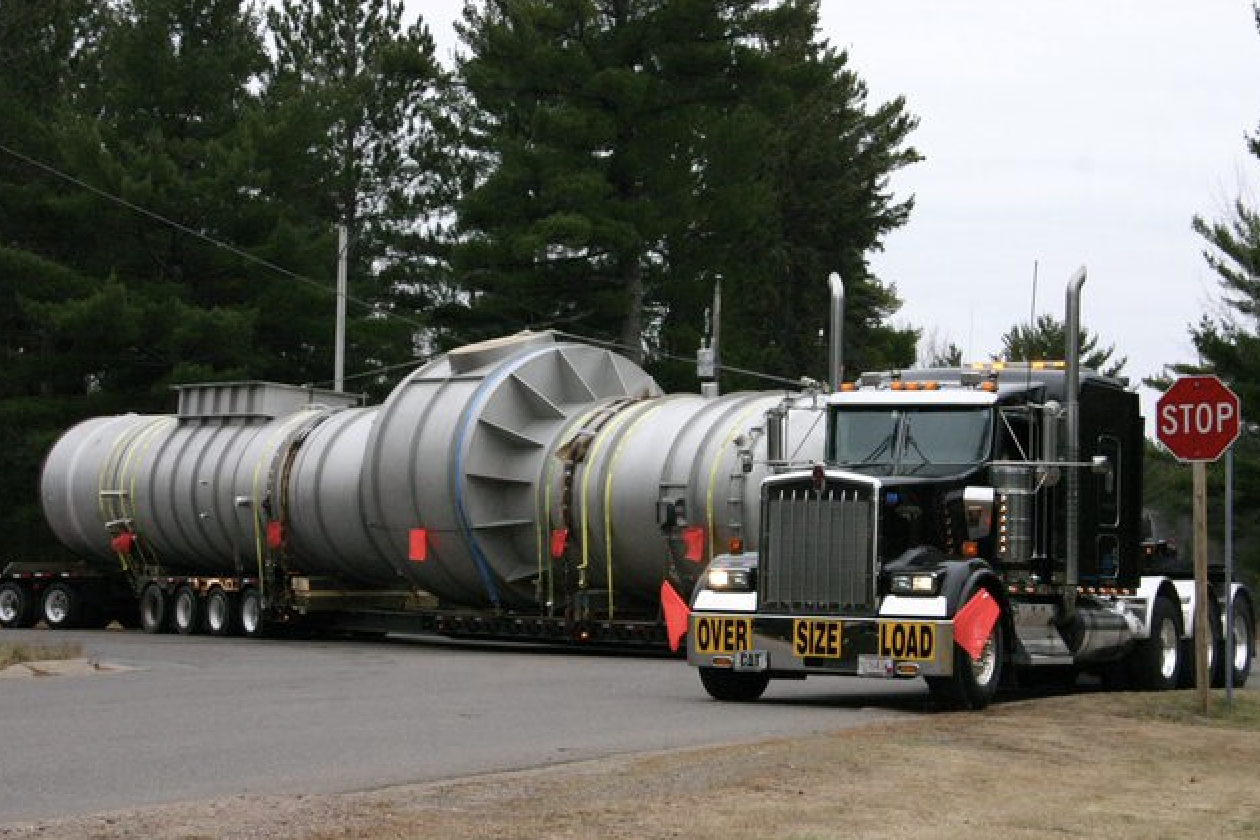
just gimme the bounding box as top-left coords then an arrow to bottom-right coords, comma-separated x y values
858,655 -> 895,677
792,619 -> 843,658
878,622 -> 937,661
734,650 -> 768,671
691,616 -> 752,654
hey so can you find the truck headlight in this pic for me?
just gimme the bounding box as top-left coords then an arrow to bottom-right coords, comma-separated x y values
889,572 -> 941,596
707,567 -> 755,592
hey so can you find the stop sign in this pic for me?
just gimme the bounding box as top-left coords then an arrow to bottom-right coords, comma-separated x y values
1156,375 -> 1242,462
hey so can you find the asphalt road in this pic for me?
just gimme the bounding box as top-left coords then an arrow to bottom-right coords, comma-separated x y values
0,628 -> 930,823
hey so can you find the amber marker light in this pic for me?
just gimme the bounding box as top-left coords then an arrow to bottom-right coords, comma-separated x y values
961,540 -> 980,558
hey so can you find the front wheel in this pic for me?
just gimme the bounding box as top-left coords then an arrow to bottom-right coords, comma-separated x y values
0,582 -> 37,628
927,614 -> 1004,711
698,667 -> 770,702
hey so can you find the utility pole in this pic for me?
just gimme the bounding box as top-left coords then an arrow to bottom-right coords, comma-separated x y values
335,224 -> 348,392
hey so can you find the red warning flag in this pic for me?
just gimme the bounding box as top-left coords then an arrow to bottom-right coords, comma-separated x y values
681,526 -> 706,563
408,528 -> 428,563
660,581 -> 691,653
953,589 -> 1000,661
549,528 -> 569,559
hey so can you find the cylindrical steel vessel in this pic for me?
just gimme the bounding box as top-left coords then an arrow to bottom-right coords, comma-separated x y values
40,332 -> 827,611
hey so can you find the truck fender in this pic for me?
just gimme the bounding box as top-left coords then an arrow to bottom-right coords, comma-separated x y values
1134,577 -> 1187,640
882,546 -> 1010,633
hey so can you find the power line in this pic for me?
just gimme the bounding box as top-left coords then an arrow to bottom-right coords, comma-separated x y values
0,140 -> 431,336
0,142 -> 802,391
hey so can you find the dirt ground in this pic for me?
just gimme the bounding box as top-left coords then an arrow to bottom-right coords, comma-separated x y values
1,688 -> 1257,840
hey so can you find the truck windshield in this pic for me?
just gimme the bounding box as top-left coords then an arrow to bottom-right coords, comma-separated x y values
829,407 -> 993,476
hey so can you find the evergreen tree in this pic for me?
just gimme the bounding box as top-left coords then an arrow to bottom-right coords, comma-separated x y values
264,0 -> 459,394
996,314 -> 1127,378
452,0 -> 919,384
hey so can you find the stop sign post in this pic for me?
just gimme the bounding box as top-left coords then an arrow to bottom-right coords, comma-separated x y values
1155,374 -> 1242,714
1156,374 -> 1241,462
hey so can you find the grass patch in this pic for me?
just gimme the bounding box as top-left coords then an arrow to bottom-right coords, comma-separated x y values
0,641 -> 83,669
1111,689 -> 1260,729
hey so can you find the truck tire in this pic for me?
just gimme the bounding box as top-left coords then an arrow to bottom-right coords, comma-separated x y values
41,583 -> 83,629
1226,599 -> 1254,688
1181,598 -> 1221,689
205,587 -> 239,637
698,667 -> 770,702
240,588 -> 266,638
926,613 -> 1004,711
140,583 -> 170,634
1127,595 -> 1181,691
172,586 -> 201,635
0,582 -> 37,628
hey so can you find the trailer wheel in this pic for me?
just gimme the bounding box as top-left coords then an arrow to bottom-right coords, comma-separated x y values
240,588 -> 266,638
205,588 -> 239,637
698,667 -> 770,702
1128,595 -> 1181,691
139,584 -> 170,634
41,583 -> 83,629
172,586 -> 201,635
0,582 -> 37,628
1226,599 -> 1254,688
926,613 -> 1004,711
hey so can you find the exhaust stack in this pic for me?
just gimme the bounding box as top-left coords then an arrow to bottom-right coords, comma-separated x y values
1064,267 -> 1087,594
829,273 -> 845,388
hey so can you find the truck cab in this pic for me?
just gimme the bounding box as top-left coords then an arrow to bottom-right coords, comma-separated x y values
687,360 -> 1253,709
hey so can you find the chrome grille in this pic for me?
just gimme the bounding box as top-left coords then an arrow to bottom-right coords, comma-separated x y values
760,479 -> 878,614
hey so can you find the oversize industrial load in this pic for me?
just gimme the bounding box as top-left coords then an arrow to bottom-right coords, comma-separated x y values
40,332 -> 826,611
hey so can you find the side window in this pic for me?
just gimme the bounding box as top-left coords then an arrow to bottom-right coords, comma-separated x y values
1096,534 -> 1119,579
1095,435 -> 1121,528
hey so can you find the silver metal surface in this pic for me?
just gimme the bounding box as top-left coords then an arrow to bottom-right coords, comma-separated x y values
39,332 -> 827,611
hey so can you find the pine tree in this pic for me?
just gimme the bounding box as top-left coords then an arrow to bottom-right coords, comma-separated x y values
996,314 -> 1127,378
452,0 -> 919,386
264,0 -> 459,394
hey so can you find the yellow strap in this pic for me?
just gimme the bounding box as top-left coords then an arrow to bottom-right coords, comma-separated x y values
250,411 -> 319,591
601,401 -> 670,618
536,403 -> 608,607
704,400 -> 768,559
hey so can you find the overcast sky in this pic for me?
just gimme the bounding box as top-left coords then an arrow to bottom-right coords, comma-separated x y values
405,1 -> 1260,418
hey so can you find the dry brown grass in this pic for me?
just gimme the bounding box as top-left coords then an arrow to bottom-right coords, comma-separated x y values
0,641 -> 81,670
5,689 -> 1257,840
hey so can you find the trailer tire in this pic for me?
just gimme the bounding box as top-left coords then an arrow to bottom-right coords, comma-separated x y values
1226,599 -> 1254,688
926,613 -> 1004,711
0,582 -> 37,628
140,584 -> 170,634
1128,594 -> 1181,691
172,586 -> 201,635
240,588 -> 266,638
698,667 -> 770,702
205,588 -> 239,637
41,583 -> 83,629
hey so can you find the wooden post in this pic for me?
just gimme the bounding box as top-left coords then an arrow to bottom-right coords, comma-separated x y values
1193,461 -> 1210,715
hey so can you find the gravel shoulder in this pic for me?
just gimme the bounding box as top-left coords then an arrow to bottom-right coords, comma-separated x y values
2,689 -> 1257,840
